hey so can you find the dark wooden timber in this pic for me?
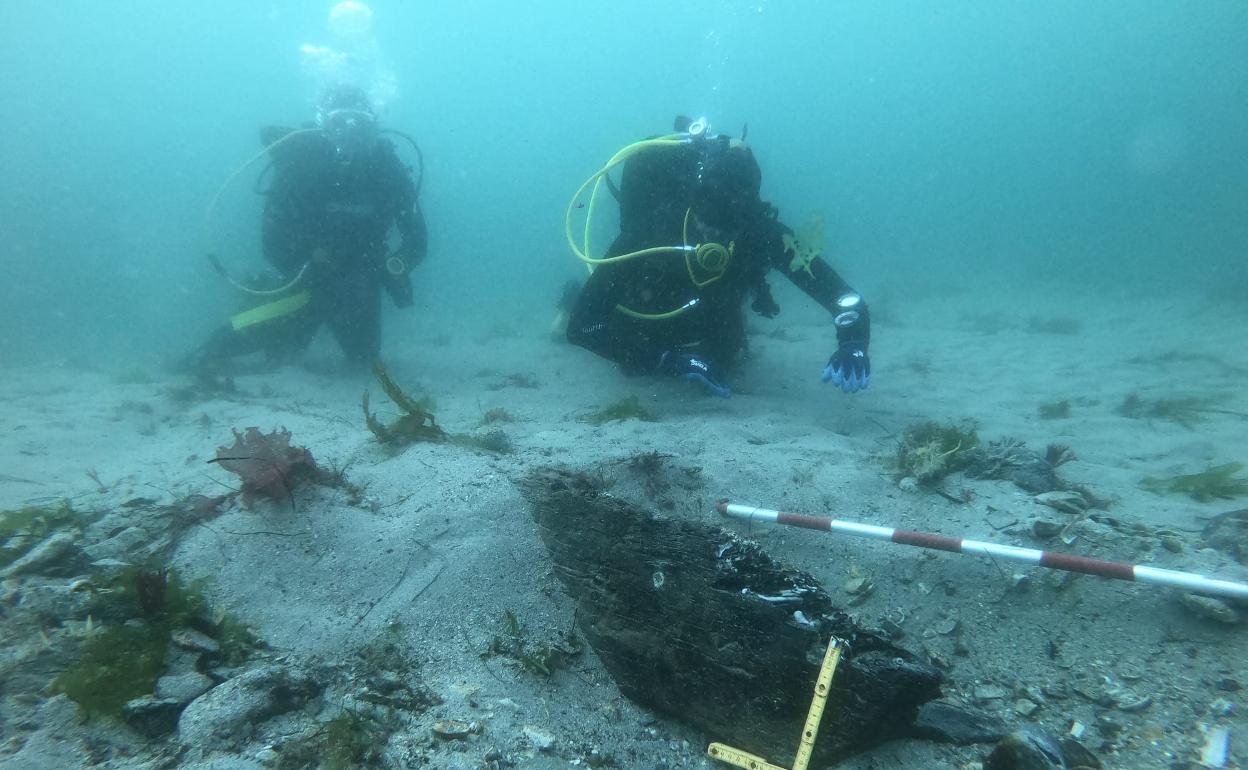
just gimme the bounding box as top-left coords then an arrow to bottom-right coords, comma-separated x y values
523,467 -> 943,766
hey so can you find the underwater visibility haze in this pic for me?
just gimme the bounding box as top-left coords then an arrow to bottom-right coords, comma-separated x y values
1,3 -> 1247,770
0,1 -> 1244,365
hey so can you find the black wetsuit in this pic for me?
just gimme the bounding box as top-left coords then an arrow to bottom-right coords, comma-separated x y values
194,127 -> 426,368
567,140 -> 869,376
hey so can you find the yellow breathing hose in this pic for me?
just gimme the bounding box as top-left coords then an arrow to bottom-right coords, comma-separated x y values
566,135 -> 736,321
615,298 -> 702,321
202,127 -> 320,297
565,134 -> 694,271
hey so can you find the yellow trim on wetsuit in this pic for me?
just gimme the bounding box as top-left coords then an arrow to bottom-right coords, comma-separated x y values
229,290 -> 311,331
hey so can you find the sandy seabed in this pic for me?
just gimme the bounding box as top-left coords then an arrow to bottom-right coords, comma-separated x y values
1,284 -> 1245,769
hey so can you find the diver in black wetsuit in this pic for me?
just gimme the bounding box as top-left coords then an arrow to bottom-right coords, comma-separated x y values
566,116 -> 870,398
188,85 -> 426,371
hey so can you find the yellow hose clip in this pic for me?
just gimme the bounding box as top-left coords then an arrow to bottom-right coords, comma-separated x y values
682,207 -> 733,288
609,209 -> 733,321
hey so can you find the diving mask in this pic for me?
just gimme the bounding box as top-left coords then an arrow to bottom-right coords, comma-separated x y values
319,108 -> 377,162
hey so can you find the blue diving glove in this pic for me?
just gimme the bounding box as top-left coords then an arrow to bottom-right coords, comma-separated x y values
822,343 -> 870,393
658,351 -> 732,398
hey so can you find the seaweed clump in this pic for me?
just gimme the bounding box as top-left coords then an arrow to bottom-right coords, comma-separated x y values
582,395 -> 658,426
323,711 -> 387,770
1037,400 -> 1072,420
353,627 -> 442,712
963,437 -> 1070,494
1142,462 -> 1248,503
0,500 -> 81,569
783,213 -> 826,278
364,364 -> 513,454
1115,392 -> 1217,429
479,407 -> 515,426
212,427 -> 331,508
896,421 -> 979,484
53,623 -> 168,719
53,564 -> 257,719
277,710 -> 390,770
364,363 -> 446,446
486,609 -> 582,677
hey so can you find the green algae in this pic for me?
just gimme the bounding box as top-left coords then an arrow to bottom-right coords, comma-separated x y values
1116,392 -> 1220,429
582,395 -> 657,426
487,609 -> 582,677
54,565 -> 258,719
324,710 -> 384,770
897,421 -> 980,484
1142,462 -> 1248,503
1038,400 -> 1072,420
783,213 -> 826,278
363,363 -> 446,446
53,623 -> 168,719
0,501 -> 79,568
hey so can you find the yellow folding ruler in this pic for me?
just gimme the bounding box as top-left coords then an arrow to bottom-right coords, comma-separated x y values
707,637 -> 843,770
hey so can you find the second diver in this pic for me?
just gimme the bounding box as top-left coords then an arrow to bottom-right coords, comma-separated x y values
188,84 -> 427,372
565,116 -> 871,398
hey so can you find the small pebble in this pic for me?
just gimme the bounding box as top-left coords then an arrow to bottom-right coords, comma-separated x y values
254,746 -> 278,765
1095,714 -> 1124,737
844,577 -> 870,594
1013,699 -> 1040,717
433,719 -> 476,740
1032,520 -> 1064,539
524,726 -> 556,752
1119,694 -> 1153,713
1181,594 -> 1240,625
974,684 -> 1010,702
170,627 -> 220,654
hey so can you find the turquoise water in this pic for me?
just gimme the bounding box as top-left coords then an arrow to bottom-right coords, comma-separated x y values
1,1 -> 1245,365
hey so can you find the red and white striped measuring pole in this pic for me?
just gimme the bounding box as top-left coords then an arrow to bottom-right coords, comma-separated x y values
715,501 -> 1248,601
